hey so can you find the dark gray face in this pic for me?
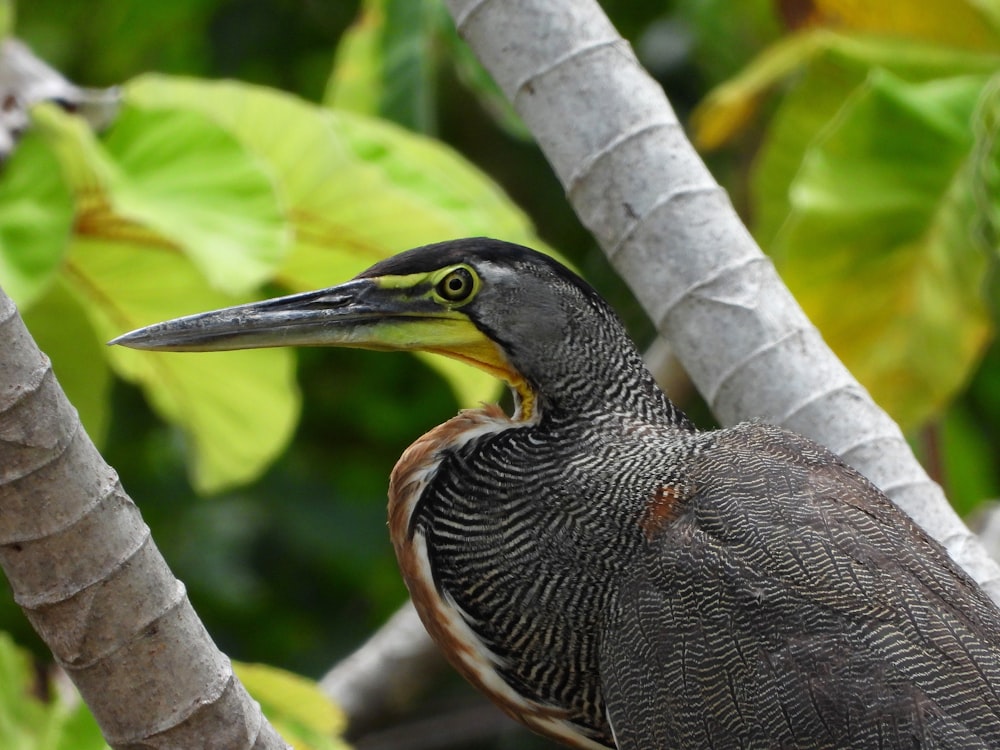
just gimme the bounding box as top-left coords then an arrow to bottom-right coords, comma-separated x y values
354,237 -> 681,424
462,254 -> 667,424
464,258 -> 573,378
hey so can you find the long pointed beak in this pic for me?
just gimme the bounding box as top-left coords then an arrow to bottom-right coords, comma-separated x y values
109,279 -> 429,352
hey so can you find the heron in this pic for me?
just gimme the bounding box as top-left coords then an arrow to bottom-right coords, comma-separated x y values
113,237 -> 1000,748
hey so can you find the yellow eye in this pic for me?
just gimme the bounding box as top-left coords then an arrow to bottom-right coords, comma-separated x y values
436,267 -> 476,303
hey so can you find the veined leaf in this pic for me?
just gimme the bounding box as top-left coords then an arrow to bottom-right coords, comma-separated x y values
124,74 -> 560,407
774,71 -> 993,428
66,238 -> 299,494
33,102 -> 288,296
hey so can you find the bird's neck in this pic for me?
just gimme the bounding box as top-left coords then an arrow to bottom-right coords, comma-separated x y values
499,291 -> 692,429
519,340 -> 693,431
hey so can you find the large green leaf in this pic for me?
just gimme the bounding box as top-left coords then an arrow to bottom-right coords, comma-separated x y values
33,102 -> 288,296
125,74 -> 557,408
751,41 -> 1000,247
66,239 -> 299,494
0,131 -> 74,307
24,103 -> 295,492
101,105 -> 290,294
773,71 -> 993,428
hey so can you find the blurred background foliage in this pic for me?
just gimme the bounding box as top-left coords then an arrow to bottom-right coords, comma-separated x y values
1,0 -> 999,748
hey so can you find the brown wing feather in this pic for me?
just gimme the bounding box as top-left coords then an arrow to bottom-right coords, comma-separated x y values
601,422 -> 1000,749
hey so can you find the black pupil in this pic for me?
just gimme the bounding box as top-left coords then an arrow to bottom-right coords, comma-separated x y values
440,269 -> 471,300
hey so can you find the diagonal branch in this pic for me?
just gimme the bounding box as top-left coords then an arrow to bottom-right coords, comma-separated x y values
0,286 -> 288,749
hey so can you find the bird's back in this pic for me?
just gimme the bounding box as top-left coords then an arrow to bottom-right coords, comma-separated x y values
601,421 -> 1000,748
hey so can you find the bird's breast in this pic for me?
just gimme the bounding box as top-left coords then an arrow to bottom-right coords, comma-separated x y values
386,406 -> 615,749
388,404 -> 514,549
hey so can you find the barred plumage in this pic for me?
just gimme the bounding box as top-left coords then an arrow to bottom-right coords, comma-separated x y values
113,237 -> 1000,750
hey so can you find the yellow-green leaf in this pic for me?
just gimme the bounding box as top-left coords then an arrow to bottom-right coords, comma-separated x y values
123,74 -> 565,407
774,71 -> 993,427
66,239 -> 299,494
692,30 -> 1000,149
33,102 -> 289,296
233,661 -> 349,750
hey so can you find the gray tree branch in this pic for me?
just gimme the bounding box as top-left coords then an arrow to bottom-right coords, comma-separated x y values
0,286 -> 288,748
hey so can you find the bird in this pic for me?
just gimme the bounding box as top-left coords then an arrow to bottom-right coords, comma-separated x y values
112,237 -> 1000,749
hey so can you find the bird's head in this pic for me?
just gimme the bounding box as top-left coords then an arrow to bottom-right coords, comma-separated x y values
112,238 -> 673,423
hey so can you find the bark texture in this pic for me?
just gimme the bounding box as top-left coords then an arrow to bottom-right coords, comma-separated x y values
0,287 -> 288,749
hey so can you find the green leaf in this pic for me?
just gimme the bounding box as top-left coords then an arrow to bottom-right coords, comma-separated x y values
751,56 -> 863,248
941,405 -> 1000,515
326,0 -> 437,133
970,75 -> 1000,269
773,71 -> 993,428
34,102 -> 289,296
103,104 -> 290,293
123,74 -> 561,407
0,0 -> 12,37
0,632 -> 108,750
233,661 -> 349,750
748,35 -> 1000,257
693,30 -> 1000,149
21,281 -> 112,447
0,130 -> 74,307
67,238 -> 299,494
